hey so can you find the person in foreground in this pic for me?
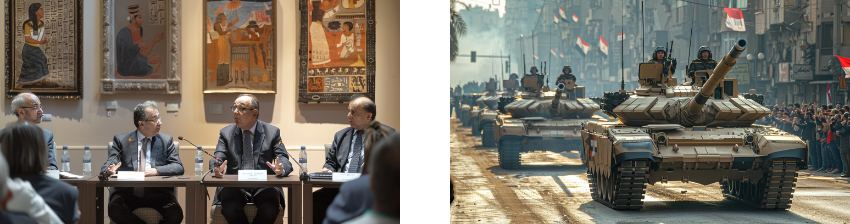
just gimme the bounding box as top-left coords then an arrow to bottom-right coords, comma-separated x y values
343,132 -> 400,224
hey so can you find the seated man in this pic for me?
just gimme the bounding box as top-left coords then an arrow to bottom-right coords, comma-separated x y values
0,92 -> 58,170
323,120 -> 396,224
316,95 -> 395,223
100,101 -> 184,224
211,94 -> 293,224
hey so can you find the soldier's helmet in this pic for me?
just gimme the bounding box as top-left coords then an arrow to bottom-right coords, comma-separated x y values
509,73 -> 519,80
530,66 -> 539,74
563,65 -> 572,74
652,46 -> 667,61
697,46 -> 713,59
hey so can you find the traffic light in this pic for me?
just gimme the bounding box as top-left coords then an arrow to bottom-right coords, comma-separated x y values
471,51 -> 476,63
505,61 -> 510,72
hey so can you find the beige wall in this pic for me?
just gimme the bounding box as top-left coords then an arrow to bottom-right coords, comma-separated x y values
0,0 -> 398,182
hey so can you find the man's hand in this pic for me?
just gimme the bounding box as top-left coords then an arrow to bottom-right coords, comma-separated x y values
266,157 -> 285,176
322,168 -> 332,173
144,168 -> 159,177
106,162 -> 122,175
214,160 -> 228,178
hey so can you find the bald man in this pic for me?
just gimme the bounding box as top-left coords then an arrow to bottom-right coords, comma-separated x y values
314,95 -> 394,223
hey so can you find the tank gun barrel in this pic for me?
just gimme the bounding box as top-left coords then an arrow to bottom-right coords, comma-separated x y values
686,38 -> 746,116
551,89 -> 563,110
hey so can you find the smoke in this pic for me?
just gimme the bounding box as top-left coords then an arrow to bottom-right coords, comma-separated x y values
450,25 -> 506,88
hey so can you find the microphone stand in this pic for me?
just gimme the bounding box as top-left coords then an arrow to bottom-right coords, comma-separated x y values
179,137 -> 221,200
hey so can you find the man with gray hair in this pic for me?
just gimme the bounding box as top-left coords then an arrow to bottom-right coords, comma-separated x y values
100,101 -> 184,224
0,92 -> 57,170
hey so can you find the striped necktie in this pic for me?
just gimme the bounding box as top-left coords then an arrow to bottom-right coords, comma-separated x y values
134,138 -> 149,197
348,130 -> 363,173
242,130 -> 254,170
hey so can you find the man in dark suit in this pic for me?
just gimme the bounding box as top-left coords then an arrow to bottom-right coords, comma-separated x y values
314,95 -> 395,223
211,94 -> 293,224
100,101 -> 184,224
0,92 -> 57,170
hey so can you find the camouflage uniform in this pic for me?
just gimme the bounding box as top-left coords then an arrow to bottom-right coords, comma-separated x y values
687,46 -> 718,83
521,66 -> 544,92
648,46 -> 677,76
556,65 -> 577,85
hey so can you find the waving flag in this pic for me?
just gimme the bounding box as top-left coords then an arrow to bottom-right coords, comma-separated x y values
559,7 -> 567,19
835,55 -> 850,89
828,84 -> 833,105
599,35 -> 609,56
559,52 -> 564,58
536,9 -> 541,13
572,13 -> 578,23
554,14 -> 559,23
724,8 -> 746,32
533,53 -> 539,60
551,48 -> 557,57
617,32 -> 625,41
576,35 -> 590,55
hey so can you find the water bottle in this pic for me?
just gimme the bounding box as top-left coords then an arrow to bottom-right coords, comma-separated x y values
61,146 -> 70,172
82,146 -> 91,176
299,146 -> 308,176
195,147 -> 204,177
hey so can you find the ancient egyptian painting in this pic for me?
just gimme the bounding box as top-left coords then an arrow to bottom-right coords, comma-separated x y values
101,0 -> 180,94
299,0 -> 376,103
5,0 -> 82,98
204,0 -> 276,93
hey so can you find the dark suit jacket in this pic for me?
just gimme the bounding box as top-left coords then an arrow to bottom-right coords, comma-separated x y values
0,211 -> 38,224
209,120 -> 293,206
323,125 -> 396,172
323,174 -> 373,224
12,174 -> 79,224
0,128 -> 57,170
99,130 -> 184,198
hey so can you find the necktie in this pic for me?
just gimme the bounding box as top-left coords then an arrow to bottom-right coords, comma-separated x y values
134,138 -> 149,197
242,130 -> 254,170
348,130 -> 363,173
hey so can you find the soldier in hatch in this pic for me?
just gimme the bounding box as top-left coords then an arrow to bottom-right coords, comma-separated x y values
687,46 -> 718,84
648,46 -> 677,78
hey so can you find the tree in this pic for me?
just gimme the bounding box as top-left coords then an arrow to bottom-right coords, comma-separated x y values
450,0 -> 468,63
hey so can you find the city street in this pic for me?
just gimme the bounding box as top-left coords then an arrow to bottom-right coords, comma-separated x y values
449,117 -> 850,224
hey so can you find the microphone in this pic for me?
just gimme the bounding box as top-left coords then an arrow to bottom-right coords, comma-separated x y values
277,142 -> 308,181
98,144 -> 124,181
179,136 -> 221,167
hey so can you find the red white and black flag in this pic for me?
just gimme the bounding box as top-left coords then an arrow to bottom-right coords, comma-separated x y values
551,48 -> 557,57
835,55 -> 850,89
554,14 -> 559,23
724,8 -> 746,32
576,35 -> 590,56
533,53 -> 539,60
559,7 -> 567,19
572,13 -> 578,23
599,35 -> 609,56
559,52 -> 564,58
617,32 -> 625,41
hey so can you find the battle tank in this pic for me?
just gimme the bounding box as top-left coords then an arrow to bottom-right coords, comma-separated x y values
493,72 -> 605,169
582,39 -> 805,210
476,78 -> 521,147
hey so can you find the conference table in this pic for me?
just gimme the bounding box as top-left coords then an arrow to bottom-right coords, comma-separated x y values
193,175 -> 304,224
59,176 -> 95,224
85,176 -> 199,224
302,179 -> 345,224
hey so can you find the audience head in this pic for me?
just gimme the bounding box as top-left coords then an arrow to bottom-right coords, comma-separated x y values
347,94 -> 375,130
11,92 -> 43,124
360,120 -> 395,174
133,101 -> 161,138
0,121 -> 46,175
368,132 -> 400,217
233,94 -> 260,130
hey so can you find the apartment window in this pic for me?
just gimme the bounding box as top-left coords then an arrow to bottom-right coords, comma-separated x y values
843,23 -> 850,46
820,23 -> 833,49
729,0 -> 748,9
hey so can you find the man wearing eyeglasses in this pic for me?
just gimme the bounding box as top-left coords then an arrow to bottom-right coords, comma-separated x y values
0,92 -> 57,170
210,94 -> 292,223
100,101 -> 185,224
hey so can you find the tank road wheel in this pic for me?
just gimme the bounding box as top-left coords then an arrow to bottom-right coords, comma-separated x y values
471,119 -> 480,136
579,147 -> 586,165
590,160 -> 648,210
482,122 -> 495,147
498,137 -> 521,169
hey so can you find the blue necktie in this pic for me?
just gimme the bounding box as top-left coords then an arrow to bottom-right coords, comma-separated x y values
348,130 -> 363,173
242,130 -> 254,170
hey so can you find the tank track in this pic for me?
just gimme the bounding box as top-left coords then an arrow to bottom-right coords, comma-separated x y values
482,122 -> 495,147
461,112 -> 469,127
588,160 -> 648,210
471,119 -> 480,136
498,137 -> 521,169
721,158 -> 798,210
